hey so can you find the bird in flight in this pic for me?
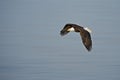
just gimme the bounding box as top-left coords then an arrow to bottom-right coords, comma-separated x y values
60,23 -> 92,51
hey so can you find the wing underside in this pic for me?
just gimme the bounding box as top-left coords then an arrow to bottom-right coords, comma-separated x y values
80,29 -> 92,51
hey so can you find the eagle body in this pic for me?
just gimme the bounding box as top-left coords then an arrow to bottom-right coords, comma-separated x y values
60,23 -> 92,51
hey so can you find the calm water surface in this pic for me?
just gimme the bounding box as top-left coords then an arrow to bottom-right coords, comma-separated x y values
0,0 -> 120,80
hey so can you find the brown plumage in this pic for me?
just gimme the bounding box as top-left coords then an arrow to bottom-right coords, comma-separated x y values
60,23 -> 92,51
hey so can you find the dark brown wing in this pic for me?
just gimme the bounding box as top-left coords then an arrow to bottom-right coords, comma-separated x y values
60,23 -> 83,36
60,24 -> 72,36
80,28 -> 92,51
60,23 -> 92,51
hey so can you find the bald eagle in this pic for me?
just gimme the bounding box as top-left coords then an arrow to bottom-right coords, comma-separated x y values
60,23 -> 92,51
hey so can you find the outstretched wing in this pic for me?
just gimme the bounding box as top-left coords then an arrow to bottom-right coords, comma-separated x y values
80,29 -> 92,51
60,23 -> 92,51
60,29 -> 69,36
60,24 -> 72,36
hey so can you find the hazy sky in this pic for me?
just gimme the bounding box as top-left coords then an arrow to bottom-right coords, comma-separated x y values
1,0 -> 120,27
1,0 -> 120,51
0,0 -> 120,59
0,0 -> 120,80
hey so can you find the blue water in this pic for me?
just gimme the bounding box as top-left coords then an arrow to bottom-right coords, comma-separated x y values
0,0 -> 120,80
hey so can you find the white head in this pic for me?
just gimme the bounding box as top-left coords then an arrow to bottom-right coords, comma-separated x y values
84,27 -> 92,33
67,27 -> 75,32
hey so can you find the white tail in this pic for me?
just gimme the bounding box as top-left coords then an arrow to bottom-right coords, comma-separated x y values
84,27 -> 92,33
